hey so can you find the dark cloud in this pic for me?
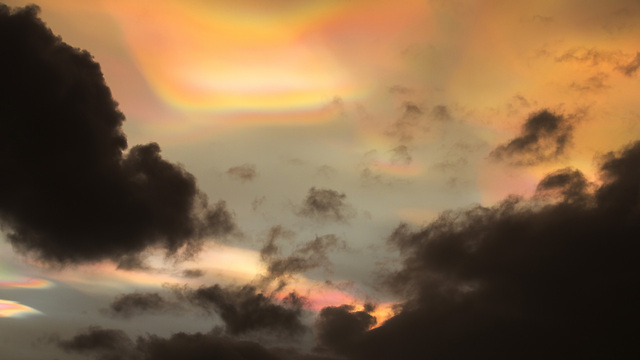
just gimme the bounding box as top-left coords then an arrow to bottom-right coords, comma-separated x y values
617,51 -> 640,76
490,109 -> 573,165
555,47 -> 622,66
227,164 -> 258,183
59,327 -> 282,360
314,305 -> 376,357
260,226 -> 296,261
296,188 -> 356,222
262,234 -> 346,279
106,292 -> 176,319
343,141 -> 640,359
181,285 -> 308,337
0,5 -> 235,265
182,268 -> 206,278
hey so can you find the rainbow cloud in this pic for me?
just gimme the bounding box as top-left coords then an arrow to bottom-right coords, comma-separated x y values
0,299 -> 42,318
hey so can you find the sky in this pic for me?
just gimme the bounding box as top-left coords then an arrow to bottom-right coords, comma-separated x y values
0,0 -> 639,359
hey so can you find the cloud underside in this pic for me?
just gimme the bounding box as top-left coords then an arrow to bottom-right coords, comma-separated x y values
0,5 -> 235,264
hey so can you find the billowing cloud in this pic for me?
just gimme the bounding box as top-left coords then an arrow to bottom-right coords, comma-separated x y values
296,188 -> 356,222
490,109 -> 574,165
227,164 -> 258,183
342,141 -> 640,359
0,5 -> 235,265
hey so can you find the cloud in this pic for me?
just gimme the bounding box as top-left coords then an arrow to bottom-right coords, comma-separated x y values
490,109 -> 574,165
341,141 -> 640,359
386,102 -> 426,143
105,292 -> 178,319
180,285 -> 308,337
296,188 -> 356,222
389,145 -> 412,165
314,305 -> 377,357
262,233 -> 346,279
227,164 -> 258,183
182,268 -> 206,278
59,327 -> 282,360
0,5 -> 236,265
617,51 -> 640,76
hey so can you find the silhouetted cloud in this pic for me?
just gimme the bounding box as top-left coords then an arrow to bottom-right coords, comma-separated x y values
227,164 -> 258,182
314,305 -> 376,357
59,327 -> 282,360
344,141 -> 640,359
261,233 -> 346,279
106,292 -> 177,319
490,109 -> 573,165
296,188 -> 356,222
180,285 -> 308,337
0,5 -> 236,265
386,102 -> 425,142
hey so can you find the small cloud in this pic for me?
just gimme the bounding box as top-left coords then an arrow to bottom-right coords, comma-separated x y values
430,105 -> 451,121
226,164 -> 257,183
389,145 -> 412,165
490,109 -> 574,166
296,187 -> 356,222
388,85 -> 414,95
182,268 -> 206,278
617,52 -> 640,77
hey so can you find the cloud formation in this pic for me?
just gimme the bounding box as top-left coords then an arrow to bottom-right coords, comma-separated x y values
261,231 -> 346,279
227,164 -> 258,182
338,141 -> 640,359
296,188 -> 356,222
0,5 -> 235,264
490,109 -> 573,165
314,304 -> 376,357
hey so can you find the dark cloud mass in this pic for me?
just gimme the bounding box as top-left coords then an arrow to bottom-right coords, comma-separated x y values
490,109 -> 573,165
227,164 -> 258,182
314,305 -> 376,357
181,285 -> 308,337
340,141 -> 640,359
0,5 -> 235,264
297,188 -> 355,222
106,292 -> 176,319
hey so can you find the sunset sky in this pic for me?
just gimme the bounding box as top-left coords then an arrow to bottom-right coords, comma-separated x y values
1,1 -> 639,359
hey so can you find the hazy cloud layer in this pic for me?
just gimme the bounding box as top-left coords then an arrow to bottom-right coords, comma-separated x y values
338,141 -> 640,359
0,5 -> 235,265
490,110 -> 573,165
296,188 -> 356,222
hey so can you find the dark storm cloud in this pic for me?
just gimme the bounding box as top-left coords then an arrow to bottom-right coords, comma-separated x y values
339,141 -> 640,359
490,109 -> 573,165
617,51 -> 640,76
296,188 -> 356,222
0,5 -> 236,264
262,234 -> 346,279
227,164 -> 258,182
314,305 -> 376,357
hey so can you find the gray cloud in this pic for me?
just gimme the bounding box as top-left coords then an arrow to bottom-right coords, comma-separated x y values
617,51 -> 640,76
